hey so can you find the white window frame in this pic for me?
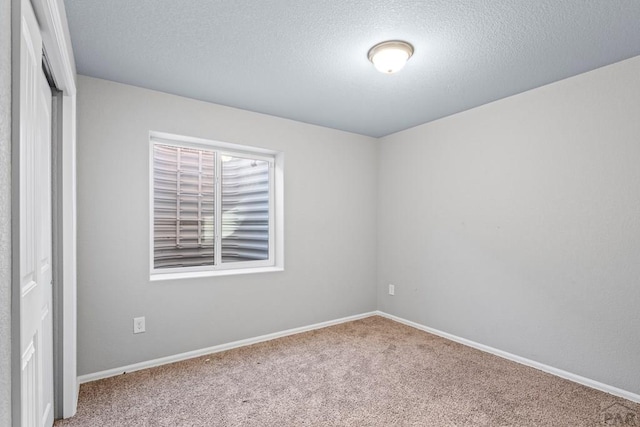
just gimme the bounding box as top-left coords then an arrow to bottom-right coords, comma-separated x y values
149,131 -> 284,280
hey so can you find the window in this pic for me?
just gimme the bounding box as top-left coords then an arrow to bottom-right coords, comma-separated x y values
150,132 -> 283,279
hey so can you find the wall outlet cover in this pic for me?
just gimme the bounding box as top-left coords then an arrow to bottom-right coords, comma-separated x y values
133,316 -> 146,334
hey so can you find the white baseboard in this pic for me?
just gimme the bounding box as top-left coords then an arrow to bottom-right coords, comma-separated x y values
376,311 -> 640,404
78,311 -> 378,384
78,309 -> 640,404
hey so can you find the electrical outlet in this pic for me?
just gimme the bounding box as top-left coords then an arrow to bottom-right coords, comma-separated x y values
133,317 -> 146,334
388,284 -> 395,296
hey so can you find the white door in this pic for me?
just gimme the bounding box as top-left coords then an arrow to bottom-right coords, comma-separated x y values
19,0 -> 55,425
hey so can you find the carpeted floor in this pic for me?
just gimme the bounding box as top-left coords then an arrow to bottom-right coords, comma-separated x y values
55,316 -> 639,426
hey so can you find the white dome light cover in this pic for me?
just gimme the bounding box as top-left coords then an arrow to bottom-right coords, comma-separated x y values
368,40 -> 414,74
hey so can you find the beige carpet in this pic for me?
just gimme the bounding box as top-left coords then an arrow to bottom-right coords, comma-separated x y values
56,316 -> 639,426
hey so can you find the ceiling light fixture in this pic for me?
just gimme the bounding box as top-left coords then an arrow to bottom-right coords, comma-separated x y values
368,40 -> 414,74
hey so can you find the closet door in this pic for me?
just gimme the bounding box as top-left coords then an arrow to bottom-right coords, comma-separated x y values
18,0 -> 54,425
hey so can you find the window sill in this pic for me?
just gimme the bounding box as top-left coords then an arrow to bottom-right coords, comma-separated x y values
150,266 -> 284,282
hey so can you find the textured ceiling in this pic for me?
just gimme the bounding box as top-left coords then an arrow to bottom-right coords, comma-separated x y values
63,0 -> 640,137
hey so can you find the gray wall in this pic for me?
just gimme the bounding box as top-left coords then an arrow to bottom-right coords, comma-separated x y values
76,76 -> 378,375
77,56 -> 640,396
378,56 -> 640,394
0,0 -> 12,424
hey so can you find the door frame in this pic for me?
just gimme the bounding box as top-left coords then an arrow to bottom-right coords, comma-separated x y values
11,0 -> 77,423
